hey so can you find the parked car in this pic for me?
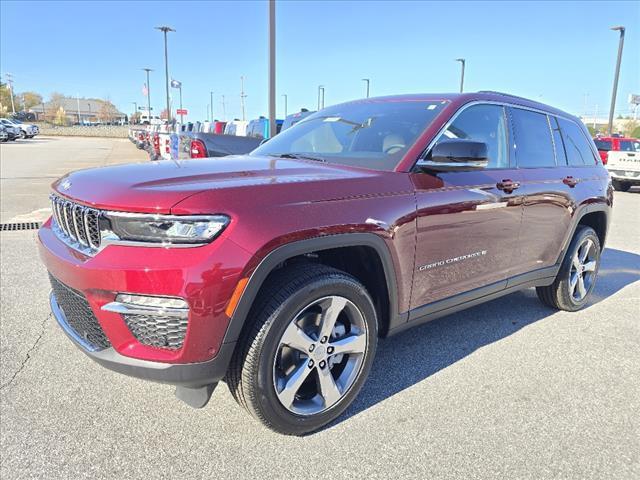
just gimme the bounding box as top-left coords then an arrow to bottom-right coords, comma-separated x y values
593,135 -> 639,165
595,136 -> 640,191
247,116 -> 283,139
0,125 -> 8,142
224,120 -> 249,136
39,92 -> 611,435
184,132 -> 262,159
0,120 -> 20,140
140,113 -> 162,125
281,109 -> 315,131
1,118 -> 38,138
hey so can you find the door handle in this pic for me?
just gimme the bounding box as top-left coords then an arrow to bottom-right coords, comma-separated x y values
563,176 -> 579,187
496,179 -> 520,192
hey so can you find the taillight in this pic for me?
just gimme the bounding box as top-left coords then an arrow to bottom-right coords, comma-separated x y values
152,133 -> 160,153
165,138 -> 170,154
190,139 -> 207,158
603,151 -> 609,165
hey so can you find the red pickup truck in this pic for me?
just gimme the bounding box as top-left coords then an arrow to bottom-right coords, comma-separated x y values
40,92 -> 611,435
593,136 -> 639,164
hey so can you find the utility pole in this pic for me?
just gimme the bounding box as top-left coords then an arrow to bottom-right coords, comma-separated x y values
362,78 -> 370,98
142,68 -> 153,117
155,26 -> 175,125
5,73 -> 16,113
77,95 -> 81,124
221,95 -> 226,121
282,94 -> 288,117
210,91 -> 214,121
608,26 -> 625,136
593,104 -> 599,129
207,104 -> 210,123
240,76 -> 247,121
317,85 -> 325,110
268,0 -> 276,138
132,102 -> 138,124
455,58 -> 466,93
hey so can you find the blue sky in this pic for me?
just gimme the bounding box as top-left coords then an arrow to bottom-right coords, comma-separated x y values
1,0 -> 638,121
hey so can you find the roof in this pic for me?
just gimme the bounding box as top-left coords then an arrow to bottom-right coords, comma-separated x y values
28,97 -> 125,116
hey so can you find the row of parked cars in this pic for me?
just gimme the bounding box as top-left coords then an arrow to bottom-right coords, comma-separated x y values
0,117 -> 40,142
129,109 -> 315,161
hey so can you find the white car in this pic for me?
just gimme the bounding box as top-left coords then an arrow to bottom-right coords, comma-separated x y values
0,118 -> 39,138
606,145 -> 640,192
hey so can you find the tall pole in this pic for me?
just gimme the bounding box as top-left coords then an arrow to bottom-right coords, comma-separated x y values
178,85 -> 183,124
142,68 -> 152,117
221,95 -> 226,120
77,95 -> 81,124
282,94 -> 288,117
155,26 -> 175,125
240,76 -> 247,121
362,78 -> 370,98
608,26 -> 625,136
318,85 -> 325,110
455,58 -> 465,93
268,0 -> 276,138
210,91 -> 214,121
5,73 -> 16,113
132,102 -> 138,124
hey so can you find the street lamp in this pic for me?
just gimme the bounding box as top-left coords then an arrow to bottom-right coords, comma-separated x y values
171,79 -> 183,124
155,26 -> 175,125
142,68 -> 153,118
455,58 -> 465,93
210,91 -> 214,121
608,26 -> 625,136
318,85 -> 325,110
282,94 -> 288,117
362,78 -> 370,98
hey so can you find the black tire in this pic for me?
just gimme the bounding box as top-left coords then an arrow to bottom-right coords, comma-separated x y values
612,180 -> 632,192
227,263 -> 378,435
536,226 -> 601,311
19,130 -> 26,139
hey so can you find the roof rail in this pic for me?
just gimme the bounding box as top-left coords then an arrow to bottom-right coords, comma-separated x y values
477,91 -> 534,101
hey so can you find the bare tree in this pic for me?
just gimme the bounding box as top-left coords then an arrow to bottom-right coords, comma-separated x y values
98,99 -> 118,124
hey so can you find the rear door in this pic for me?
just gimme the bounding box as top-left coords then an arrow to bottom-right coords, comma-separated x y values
512,108 -> 600,274
410,103 -> 525,308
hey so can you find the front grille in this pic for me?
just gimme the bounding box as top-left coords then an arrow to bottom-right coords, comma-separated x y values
50,194 -> 102,253
123,314 -> 188,350
49,274 -> 111,350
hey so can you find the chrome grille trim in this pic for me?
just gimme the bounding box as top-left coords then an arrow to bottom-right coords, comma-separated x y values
50,194 -> 102,256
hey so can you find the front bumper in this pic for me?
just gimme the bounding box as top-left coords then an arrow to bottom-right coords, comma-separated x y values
608,169 -> 640,184
50,291 -> 236,386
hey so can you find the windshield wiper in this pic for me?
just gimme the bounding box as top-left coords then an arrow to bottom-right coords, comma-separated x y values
270,153 -> 326,163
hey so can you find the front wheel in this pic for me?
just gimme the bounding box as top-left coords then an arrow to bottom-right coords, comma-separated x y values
536,226 -> 601,311
19,130 -> 26,139
227,264 -> 378,435
612,180 -> 632,192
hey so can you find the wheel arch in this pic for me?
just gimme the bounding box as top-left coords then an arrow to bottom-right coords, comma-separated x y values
557,203 -> 610,264
223,233 -> 401,345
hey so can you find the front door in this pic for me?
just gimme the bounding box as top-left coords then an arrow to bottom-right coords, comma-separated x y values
410,103 -> 526,309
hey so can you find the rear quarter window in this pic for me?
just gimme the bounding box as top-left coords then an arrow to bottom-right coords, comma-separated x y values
594,139 -> 612,151
558,118 -> 598,166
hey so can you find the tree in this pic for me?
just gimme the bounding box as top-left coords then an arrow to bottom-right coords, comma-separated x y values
0,82 -> 14,117
98,99 -> 118,123
621,119 -> 639,138
47,92 -> 65,122
54,106 -> 66,126
20,91 -> 43,110
160,108 -> 169,120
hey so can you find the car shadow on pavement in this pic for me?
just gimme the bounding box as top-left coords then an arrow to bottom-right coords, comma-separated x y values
329,247 -> 640,430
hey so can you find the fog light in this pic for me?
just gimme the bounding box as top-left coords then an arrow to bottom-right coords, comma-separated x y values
116,294 -> 188,310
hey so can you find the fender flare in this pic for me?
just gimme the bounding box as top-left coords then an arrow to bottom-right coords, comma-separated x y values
222,233 -> 401,344
556,202 -> 610,265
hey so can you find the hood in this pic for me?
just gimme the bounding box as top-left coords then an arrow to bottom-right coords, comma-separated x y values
52,155 -> 386,213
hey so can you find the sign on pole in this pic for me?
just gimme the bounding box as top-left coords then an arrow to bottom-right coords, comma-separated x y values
176,108 -> 188,116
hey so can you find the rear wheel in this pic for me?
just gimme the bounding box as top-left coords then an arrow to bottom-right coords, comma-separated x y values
19,130 -> 26,139
536,226 -> 601,311
612,180 -> 632,192
227,264 -> 377,435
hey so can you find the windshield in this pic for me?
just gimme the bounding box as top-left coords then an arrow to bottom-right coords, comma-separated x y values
251,99 -> 449,171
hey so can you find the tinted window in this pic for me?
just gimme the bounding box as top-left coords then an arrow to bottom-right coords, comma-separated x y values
509,108 -> 556,168
594,139 -> 612,151
558,118 -> 597,166
619,140 -> 640,152
549,116 -> 567,165
432,104 -> 509,168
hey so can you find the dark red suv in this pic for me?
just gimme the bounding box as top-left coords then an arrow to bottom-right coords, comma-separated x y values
39,92 -> 612,435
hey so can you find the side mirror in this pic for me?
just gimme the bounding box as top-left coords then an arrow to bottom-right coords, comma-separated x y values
419,139 -> 488,171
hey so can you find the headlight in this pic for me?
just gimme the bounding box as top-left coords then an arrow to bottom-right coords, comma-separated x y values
106,213 -> 229,245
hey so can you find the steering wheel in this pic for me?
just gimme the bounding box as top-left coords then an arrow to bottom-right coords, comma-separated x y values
384,144 -> 405,154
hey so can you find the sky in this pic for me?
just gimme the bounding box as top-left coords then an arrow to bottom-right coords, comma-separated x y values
1,0 -> 639,122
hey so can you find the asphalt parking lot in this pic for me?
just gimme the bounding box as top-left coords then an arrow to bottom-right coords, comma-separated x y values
1,137 -> 638,479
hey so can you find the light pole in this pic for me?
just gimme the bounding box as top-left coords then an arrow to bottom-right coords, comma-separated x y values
608,26 -> 625,136
142,68 -> 152,118
155,26 -> 175,125
171,79 -> 183,124
455,58 -> 465,93
210,91 -> 214,121
317,85 -> 325,110
131,102 -> 138,124
362,78 -> 370,98
77,95 -> 81,124
87,102 -> 92,124
5,73 -> 16,113
240,76 -> 247,121
268,0 -> 276,138
282,94 -> 288,117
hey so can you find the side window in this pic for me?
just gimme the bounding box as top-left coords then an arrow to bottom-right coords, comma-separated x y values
509,107 -> 556,168
558,118 -> 597,166
549,116 -> 567,165
434,104 -> 509,168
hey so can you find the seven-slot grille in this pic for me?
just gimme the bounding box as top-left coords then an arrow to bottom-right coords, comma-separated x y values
50,194 -> 102,251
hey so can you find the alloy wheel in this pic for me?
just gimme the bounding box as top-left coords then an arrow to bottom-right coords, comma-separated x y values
272,295 -> 368,416
569,237 -> 598,302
